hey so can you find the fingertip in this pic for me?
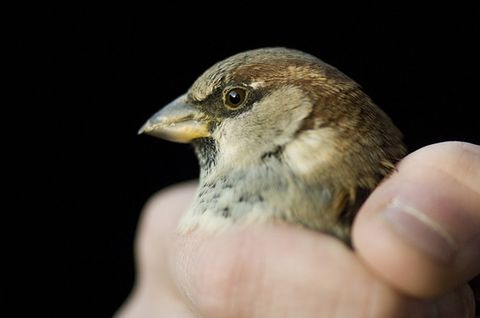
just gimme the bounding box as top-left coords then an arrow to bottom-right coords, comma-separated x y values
353,143 -> 480,297
136,180 -> 198,257
144,180 -> 199,214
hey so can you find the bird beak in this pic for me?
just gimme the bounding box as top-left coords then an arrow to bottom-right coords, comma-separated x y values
138,94 -> 211,143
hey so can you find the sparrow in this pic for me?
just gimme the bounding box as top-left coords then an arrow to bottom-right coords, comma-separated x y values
139,48 -> 406,242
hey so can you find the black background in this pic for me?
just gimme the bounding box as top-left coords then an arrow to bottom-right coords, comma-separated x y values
21,6 -> 479,317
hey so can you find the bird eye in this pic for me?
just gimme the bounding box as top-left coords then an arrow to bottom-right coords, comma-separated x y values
224,87 -> 247,109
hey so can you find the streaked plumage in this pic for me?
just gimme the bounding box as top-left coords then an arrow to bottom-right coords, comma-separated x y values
140,48 -> 406,242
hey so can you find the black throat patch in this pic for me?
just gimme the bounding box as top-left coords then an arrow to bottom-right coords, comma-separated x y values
192,137 -> 218,171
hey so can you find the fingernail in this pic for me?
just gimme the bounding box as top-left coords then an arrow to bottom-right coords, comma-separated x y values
382,199 -> 458,264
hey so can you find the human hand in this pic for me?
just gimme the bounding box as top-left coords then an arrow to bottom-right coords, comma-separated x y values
116,142 -> 479,317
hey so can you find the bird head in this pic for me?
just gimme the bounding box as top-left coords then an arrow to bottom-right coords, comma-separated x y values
140,48 -> 405,238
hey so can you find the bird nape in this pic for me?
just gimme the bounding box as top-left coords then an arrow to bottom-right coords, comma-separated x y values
140,47 -> 406,243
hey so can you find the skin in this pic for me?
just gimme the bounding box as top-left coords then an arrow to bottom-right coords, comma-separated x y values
115,142 -> 479,317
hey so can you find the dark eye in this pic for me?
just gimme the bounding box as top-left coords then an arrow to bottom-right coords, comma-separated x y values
224,87 -> 247,109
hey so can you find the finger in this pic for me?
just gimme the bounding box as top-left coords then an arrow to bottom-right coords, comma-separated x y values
115,181 -> 199,318
136,180 -> 198,281
353,142 -> 480,297
171,223 -> 454,318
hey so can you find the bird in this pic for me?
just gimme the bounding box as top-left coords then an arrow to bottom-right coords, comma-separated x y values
139,48 -> 406,243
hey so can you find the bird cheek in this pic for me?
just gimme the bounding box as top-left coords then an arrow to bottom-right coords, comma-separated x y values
284,129 -> 339,178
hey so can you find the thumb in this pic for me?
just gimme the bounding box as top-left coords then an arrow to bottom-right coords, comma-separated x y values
353,142 -> 480,298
